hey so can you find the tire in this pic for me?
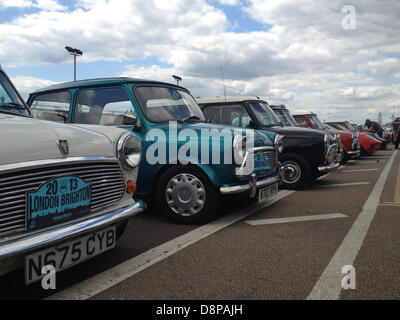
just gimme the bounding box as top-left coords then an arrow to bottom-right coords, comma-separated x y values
280,153 -> 313,190
360,147 -> 368,157
341,154 -> 349,165
156,165 -> 219,224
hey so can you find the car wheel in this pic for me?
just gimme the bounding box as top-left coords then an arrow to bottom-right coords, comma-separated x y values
360,147 -> 368,157
280,153 -> 312,190
156,165 -> 219,224
341,154 -> 349,164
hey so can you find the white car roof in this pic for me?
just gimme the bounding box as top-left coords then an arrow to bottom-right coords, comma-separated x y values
196,96 -> 265,104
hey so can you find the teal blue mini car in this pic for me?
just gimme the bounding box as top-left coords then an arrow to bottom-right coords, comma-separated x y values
27,78 -> 283,224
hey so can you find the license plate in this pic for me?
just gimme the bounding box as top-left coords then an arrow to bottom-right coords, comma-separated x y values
25,226 -> 115,285
258,183 -> 279,203
26,176 -> 92,231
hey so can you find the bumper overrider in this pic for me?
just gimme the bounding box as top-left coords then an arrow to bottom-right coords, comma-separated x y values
0,200 -> 146,260
318,143 -> 341,172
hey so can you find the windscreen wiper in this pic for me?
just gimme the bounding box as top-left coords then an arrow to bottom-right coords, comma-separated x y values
180,115 -> 202,122
0,102 -> 26,109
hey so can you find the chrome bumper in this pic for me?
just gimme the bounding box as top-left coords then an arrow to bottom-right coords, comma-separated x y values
220,175 -> 280,196
0,200 -> 146,259
318,162 -> 340,172
347,150 -> 361,159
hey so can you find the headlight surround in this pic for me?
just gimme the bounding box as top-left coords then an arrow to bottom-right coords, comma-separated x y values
117,132 -> 142,169
324,134 -> 331,152
274,134 -> 284,154
233,134 -> 248,165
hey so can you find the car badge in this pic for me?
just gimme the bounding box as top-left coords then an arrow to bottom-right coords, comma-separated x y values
56,140 -> 69,157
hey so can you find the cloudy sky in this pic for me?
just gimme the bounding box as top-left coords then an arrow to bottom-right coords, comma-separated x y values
1,0 -> 399,124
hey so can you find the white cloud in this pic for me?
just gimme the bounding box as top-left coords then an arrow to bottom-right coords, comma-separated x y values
0,0 -> 33,9
213,0 -> 240,6
10,76 -> 56,99
0,0 -> 66,10
2,0 -> 400,124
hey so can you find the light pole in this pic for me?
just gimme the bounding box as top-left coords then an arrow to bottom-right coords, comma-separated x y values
172,75 -> 182,86
65,46 -> 83,81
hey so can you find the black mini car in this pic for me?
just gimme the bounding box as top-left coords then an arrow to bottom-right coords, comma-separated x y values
197,97 -> 341,189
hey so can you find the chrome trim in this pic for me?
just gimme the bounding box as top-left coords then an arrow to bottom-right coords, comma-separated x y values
220,175 -> 280,195
252,146 -> 275,152
0,156 -> 118,174
347,150 -> 361,159
249,174 -> 257,198
318,162 -> 340,172
0,200 -> 146,259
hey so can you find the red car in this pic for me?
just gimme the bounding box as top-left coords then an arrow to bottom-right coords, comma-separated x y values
325,121 -> 381,155
292,112 -> 360,163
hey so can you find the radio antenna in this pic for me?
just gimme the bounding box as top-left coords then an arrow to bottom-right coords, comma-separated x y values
220,66 -> 227,102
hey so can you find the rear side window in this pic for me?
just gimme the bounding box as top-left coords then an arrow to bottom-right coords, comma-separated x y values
74,87 -> 139,126
30,91 -> 71,123
221,105 -> 252,128
203,106 -> 221,123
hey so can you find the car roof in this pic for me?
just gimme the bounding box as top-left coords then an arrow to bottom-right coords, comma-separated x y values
291,110 -> 316,116
325,121 -> 350,124
196,96 -> 265,105
31,77 -> 186,94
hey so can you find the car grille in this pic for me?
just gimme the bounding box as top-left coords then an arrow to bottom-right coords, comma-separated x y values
0,161 -> 125,237
257,150 -> 278,176
352,138 -> 359,151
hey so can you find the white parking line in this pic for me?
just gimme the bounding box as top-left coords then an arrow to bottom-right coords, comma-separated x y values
245,214 -> 348,226
379,203 -> 400,207
47,190 -> 295,300
358,161 -> 386,164
342,169 -> 380,173
318,182 -> 371,188
307,150 -> 397,300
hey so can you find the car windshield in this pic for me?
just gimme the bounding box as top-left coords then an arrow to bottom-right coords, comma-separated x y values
331,123 -> 351,132
274,109 -> 298,127
309,114 -> 326,130
248,102 -> 281,126
135,86 -> 205,123
344,122 -> 356,132
0,71 -> 29,117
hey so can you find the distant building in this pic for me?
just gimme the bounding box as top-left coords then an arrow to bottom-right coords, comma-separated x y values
378,112 -> 382,126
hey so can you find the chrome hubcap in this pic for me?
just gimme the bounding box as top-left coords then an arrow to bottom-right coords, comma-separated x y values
282,161 -> 301,184
165,174 -> 206,217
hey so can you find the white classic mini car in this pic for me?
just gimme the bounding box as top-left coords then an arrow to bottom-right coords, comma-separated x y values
0,66 -> 145,284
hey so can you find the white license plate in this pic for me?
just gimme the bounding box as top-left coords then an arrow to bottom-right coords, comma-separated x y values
25,226 -> 116,285
258,183 -> 279,203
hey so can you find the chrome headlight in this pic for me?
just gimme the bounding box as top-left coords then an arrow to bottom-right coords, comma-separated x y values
274,134 -> 284,154
117,132 -> 142,169
233,135 -> 248,165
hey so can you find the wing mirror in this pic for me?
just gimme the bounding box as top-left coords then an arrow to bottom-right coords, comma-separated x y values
123,113 -> 142,131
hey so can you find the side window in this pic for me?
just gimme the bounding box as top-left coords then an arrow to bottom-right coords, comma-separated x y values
295,117 -> 310,128
221,105 -> 252,128
203,106 -> 221,123
74,87 -> 139,126
30,91 -> 71,123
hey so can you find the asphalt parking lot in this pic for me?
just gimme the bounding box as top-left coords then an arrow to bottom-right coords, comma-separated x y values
0,148 -> 398,300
